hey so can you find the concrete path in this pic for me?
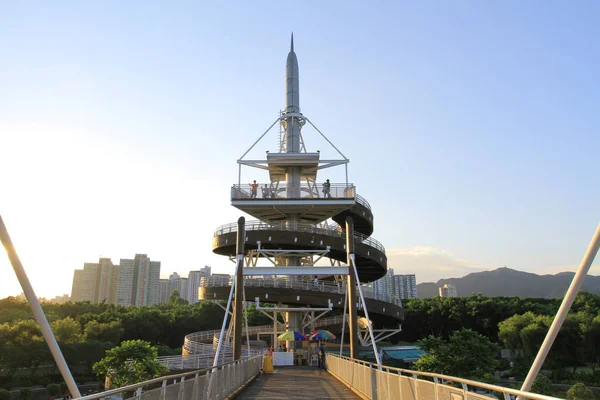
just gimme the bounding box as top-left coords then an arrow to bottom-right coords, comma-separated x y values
235,366 -> 359,399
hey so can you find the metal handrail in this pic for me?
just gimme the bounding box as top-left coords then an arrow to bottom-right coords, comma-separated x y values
199,276 -> 402,307
354,194 -> 372,210
231,182 -> 355,200
326,353 -> 563,400
183,315 -> 346,355
214,219 -> 385,254
77,355 -> 263,400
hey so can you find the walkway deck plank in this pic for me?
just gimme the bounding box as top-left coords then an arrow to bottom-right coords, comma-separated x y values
235,366 -> 359,399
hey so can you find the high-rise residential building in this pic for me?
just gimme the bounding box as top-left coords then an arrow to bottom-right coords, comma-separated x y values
122,254 -> 160,306
71,254 -> 161,306
187,266 -> 212,304
71,263 -> 98,302
115,260 -> 135,306
372,269 -> 394,300
439,283 -> 458,298
159,279 -> 170,304
95,258 -> 118,303
167,272 -> 188,302
393,274 -> 418,299
71,258 -> 119,304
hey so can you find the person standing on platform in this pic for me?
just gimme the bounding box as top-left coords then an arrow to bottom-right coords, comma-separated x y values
250,180 -> 258,198
322,179 -> 331,198
261,184 -> 270,198
318,342 -> 326,369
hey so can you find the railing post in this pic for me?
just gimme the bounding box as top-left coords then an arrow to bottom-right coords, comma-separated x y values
191,373 -> 199,400
135,387 -> 143,400
160,379 -> 167,400
233,217 -> 245,361
177,377 -> 185,400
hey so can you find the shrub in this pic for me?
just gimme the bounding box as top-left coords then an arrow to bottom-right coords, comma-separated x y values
46,383 -> 61,397
531,374 -> 553,396
0,389 -> 12,400
567,382 -> 594,400
59,382 -> 68,395
17,388 -> 31,400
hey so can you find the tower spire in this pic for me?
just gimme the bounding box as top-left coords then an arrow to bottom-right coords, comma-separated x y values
291,32 -> 294,52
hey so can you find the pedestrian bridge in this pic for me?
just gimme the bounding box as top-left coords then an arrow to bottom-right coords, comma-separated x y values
77,354 -> 562,400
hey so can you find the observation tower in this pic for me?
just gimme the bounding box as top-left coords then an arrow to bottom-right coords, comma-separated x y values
201,34 -> 403,363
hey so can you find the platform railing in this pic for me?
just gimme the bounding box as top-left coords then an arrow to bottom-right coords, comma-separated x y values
231,182 -> 355,200
354,194 -> 372,210
200,276 -> 402,307
183,315 -> 346,356
77,355 -> 262,400
214,219 -> 386,254
326,353 -> 562,400
157,346 -> 262,370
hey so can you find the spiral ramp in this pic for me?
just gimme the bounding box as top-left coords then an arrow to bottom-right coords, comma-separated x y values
181,36 -> 404,362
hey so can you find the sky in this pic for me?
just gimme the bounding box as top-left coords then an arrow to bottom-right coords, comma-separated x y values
1,1 -> 599,298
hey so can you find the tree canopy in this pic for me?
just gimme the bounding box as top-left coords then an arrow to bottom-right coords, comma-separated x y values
414,329 -> 499,381
92,340 -> 169,388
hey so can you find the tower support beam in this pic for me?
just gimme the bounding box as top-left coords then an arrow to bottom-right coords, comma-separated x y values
233,217 -> 245,360
346,217 -> 359,359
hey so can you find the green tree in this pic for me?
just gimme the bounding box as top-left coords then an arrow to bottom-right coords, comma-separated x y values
17,388 -> 31,400
567,382 -> 594,400
414,329 -> 499,381
50,317 -> 82,343
5,320 -> 43,345
59,382 -> 68,396
84,321 -> 123,344
169,290 -> 188,305
531,374 -> 553,396
46,383 -> 61,398
0,389 -> 11,400
92,340 -> 169,388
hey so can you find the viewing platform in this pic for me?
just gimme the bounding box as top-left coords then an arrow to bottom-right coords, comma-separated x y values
231,182 -> 356,224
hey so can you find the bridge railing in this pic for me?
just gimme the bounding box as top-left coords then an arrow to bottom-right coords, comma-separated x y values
231,182 -> 355,200
200,276 -> 402,307
77,355 -> 262,400
213,219 -> 386,254
326,353 -> 562,400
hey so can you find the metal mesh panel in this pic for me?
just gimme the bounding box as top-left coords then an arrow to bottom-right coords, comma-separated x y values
139,386 -> 163,400
399,376 -> 418,400
437,384 -> 464,400
375,370 -> 395,400
195,375 -> 207,400
387,373 -> 402,399
164,382 -> 181,400
182,379 -> 195,400
416,380 -> 436,400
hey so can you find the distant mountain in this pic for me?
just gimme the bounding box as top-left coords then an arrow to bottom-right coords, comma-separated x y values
416,267 -> 600,298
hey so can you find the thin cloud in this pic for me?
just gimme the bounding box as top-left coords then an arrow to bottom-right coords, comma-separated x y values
386,247 -> 487,284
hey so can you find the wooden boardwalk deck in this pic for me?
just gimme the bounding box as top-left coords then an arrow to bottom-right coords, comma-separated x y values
235,366 -> 359,399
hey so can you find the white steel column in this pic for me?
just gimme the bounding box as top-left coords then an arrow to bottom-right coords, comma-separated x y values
350,254 -> 382,366
0,216 -> 81,398
213,257 -> 239,367
339,284 -> 348,356
520,223 -> 600,395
